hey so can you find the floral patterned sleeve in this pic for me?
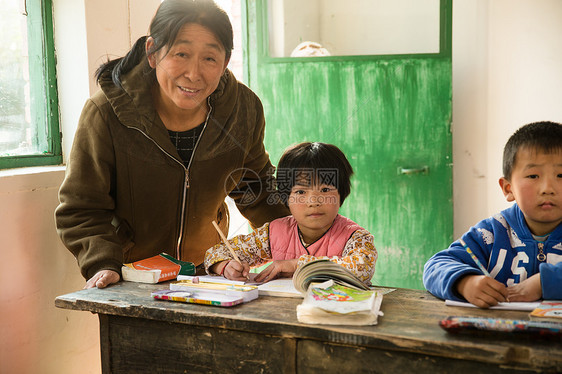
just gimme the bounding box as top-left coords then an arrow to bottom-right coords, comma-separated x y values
296,229 -> 377,285
204,223 -> 273,274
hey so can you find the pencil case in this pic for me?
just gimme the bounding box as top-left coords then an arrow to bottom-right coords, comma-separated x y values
440,316 -> 562,339
151,289 -> 243,307
170,279 -> 259,303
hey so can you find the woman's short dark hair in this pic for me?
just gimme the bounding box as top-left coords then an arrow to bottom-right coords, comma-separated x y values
96,0 -> 233,87
503,121 -> 562,180
276,142 -> 354,206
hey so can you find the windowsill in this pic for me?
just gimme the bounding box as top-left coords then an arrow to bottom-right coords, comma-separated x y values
0,165 -> 66,178
0,165 -> 66,193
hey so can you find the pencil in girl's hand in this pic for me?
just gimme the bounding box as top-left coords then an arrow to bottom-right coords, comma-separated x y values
459,239 -> 491,277
211,220 -> 242,265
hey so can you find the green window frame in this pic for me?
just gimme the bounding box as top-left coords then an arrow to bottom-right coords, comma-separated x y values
0,0 -> 61,169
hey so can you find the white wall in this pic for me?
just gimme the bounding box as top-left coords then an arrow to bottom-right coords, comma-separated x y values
0,168 -> 100,374
1,1 -> 562,373
453,0 -> 562,237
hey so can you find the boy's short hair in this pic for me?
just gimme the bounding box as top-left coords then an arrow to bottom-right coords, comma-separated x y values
276,142 -> 354,206
503,121 -> 562,180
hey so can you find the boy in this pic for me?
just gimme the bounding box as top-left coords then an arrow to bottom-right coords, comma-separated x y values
423,121 -> 562,308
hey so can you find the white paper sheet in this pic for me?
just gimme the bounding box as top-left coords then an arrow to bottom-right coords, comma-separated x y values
445,299 -> 540,311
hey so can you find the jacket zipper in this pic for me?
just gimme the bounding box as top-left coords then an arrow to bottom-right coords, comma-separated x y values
537,242 -> 546,262
176,99 -> 213,258
125,97 -> 213,260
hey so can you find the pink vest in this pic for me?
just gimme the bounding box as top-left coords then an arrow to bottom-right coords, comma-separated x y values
269,214 -> 363,260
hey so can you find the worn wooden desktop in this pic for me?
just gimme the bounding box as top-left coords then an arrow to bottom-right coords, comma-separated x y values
55,282 -> 561,373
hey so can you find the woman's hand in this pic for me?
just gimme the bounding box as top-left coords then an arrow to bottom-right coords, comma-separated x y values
84,270 -> 120,289
456,274 -> 508,308
507,273 -> 542,302
254,259 -> 298,283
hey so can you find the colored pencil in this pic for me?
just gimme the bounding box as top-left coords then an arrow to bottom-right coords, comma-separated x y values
459,239 -> 491,277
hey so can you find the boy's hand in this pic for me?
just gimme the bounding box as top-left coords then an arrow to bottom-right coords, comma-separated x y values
254,259 -> 298,283
222,260 -> 250,281
456,274 -> 509,308
84,269 -> 120,289
507,273 -> 542,301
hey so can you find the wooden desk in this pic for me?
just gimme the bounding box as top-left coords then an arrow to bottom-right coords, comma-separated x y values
55,282 -> 561,373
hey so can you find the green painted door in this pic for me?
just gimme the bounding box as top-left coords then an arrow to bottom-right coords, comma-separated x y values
243,0 -> 452,289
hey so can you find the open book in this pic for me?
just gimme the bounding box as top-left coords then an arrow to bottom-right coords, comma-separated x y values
292,259 -> 369,294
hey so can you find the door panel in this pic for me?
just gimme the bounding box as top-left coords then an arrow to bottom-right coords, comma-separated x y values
244,0 -> 452,289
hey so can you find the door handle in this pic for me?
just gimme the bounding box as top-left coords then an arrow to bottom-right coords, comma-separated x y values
398,166 -> 429,175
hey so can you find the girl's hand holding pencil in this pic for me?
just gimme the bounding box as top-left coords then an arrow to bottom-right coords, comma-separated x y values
220,259 -> 251,282
212,221 -> 250,281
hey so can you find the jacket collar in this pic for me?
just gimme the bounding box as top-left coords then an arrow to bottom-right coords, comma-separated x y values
99,59 -> 161,134
98,58 -> 238,160
502,203 -> 562,241
99,58 -> 237,129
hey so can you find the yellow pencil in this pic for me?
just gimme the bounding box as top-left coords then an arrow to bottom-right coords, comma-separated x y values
212,220 -> 242,265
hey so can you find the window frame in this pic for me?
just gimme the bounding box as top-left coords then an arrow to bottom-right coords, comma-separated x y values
0,0 -> 61,170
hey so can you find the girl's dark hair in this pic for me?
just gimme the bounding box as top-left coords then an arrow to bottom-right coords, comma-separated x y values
276,142 -> 354,206
503,121 -> 562,180
95,0 -> 233,87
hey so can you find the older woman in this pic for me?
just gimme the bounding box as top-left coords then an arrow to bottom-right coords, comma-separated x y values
55,0 -> 288,289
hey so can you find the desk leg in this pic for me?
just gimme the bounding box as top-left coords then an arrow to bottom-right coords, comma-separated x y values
99,314 -> 111,374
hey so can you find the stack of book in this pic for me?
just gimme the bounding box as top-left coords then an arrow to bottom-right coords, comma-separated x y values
121,253 -> 195,283
296,280 -> 383,325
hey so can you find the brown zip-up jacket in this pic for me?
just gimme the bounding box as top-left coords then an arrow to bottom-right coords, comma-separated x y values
55,59 -> 289,280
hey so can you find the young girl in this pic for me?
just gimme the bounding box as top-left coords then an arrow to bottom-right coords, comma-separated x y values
204,142 -> 377,285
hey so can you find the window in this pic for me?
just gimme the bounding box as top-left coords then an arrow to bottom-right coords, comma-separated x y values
267,0 -> 441,58
0,0 -> 61,169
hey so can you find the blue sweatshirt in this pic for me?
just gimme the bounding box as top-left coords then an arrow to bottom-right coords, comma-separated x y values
423,203 -> 562,301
